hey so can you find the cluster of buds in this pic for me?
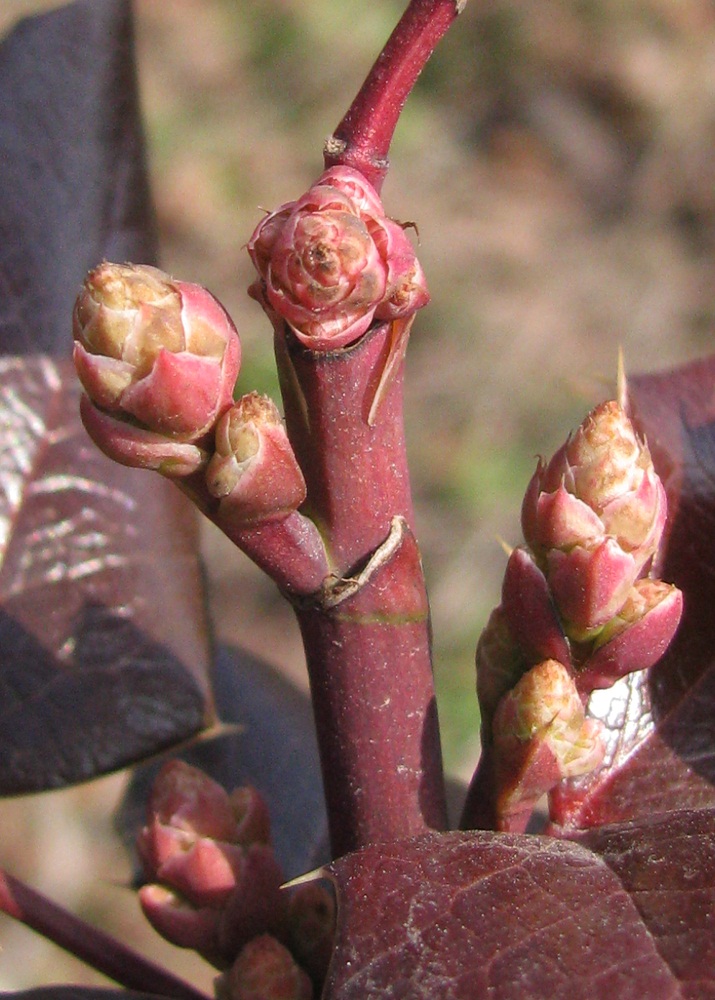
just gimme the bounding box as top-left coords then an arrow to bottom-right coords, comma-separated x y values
247,166 -> 429,351
474,399 -> 683,831
73,263 -> 311,530
137,761 -> 335,996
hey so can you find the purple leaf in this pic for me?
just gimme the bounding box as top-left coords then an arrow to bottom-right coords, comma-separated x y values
0,0 -> 157,355
325,815 -> 715,998
549,355 -> 715,830
0,358 -> 214,792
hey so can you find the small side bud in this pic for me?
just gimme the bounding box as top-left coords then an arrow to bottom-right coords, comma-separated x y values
206,393 -> 306,525
248,167 -> 428,351
491,659 -> 605,831
137,762 -> 287,966
475,606 -> 526,744
286,883 -> 336,989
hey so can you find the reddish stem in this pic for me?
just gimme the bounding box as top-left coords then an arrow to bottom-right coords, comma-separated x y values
179,476 -> 330,597
0,867 -> 210,1000
277,321 -> 448,856
324,0 -> 464,192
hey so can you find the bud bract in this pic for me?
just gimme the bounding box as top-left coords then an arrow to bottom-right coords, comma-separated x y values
577,578 -> 683,691
248,167 -> 429,350
74,262 -> 240,443
521,401 -> 666,637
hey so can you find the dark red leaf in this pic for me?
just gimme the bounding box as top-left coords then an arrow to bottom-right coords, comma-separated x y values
325,816 -> 715,998
0,0 -> 157,355
549,355 -> 715,830
0,358 -> 214,792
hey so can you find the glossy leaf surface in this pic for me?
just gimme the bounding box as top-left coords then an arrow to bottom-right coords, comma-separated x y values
0,358 -> 214,792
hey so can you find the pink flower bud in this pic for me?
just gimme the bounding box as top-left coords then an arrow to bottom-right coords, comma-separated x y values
73,262 -> 240,448
577,578 -> 683,691
491,659 -> 605,831
521,401 -> 667,636
206,393 -> 306,525
137,762 -> 287,965
248,167 -> 429,350
218,935 -> 313,1000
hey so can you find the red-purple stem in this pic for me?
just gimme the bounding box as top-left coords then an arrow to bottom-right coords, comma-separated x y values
0,867 -> 210,999
324,0 -> 464,192
179,476 -> 330,597
277,321 -> 448,856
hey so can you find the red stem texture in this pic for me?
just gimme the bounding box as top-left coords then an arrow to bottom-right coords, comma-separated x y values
324,0 -> 464,192
277,321 -> 448,857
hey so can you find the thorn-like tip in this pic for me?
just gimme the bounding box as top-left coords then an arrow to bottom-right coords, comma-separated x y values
496,536 -> 514,557
281,866 -> 328,890
616,347 -> 628,410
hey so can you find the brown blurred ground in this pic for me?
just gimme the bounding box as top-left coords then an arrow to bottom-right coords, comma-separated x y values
1,0 -> 714,990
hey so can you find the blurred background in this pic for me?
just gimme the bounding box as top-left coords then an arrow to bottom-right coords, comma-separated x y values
1,0 -> 714,989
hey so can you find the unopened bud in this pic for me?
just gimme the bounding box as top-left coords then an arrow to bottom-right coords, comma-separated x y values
137,762 -> 287,965
74,263 -> 240,467
491,659 -> 605,831
248,167 -> 428,351
521,401 -> 666,636
286,883 -> 336,987
577,578 -> 683,691
206,393 -> 306,525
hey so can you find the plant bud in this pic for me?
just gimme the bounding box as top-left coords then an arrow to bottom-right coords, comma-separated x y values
491,659 -> 605,831
137,762 -> 287,965
73,262 -> 240,445
521,401 -> 667,637
206,393 -> 306,524
218,935 -> 313,1000
248,166 -> 429,350
577,578 -> 683,691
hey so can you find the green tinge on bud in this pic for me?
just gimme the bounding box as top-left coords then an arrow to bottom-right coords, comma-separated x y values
577,577 -> 683,691
206,393 -> 306,525
490,659 -> 605,831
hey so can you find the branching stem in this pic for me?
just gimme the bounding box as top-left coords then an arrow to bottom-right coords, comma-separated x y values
324,0 -> 465,192
0,867 -> 210,999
